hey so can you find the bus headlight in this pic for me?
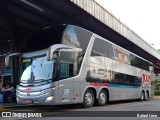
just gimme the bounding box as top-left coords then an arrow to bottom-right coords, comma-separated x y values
45,96 -> 54,102
41,87 -> 55,94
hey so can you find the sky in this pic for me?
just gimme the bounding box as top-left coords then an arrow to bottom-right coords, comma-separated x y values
95,0 -> 160,49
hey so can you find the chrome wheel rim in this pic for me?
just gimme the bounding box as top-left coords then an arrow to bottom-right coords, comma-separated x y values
84,92 -> 93,105
99,92 -> 106,104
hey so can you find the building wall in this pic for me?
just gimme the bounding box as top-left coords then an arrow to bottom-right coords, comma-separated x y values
0,57 -> 5,89
0,57 -> 12,90
0,57 -> 5,74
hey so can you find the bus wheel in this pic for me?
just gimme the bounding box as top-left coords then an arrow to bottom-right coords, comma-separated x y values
140,91 -> 145,101
82,89 -> 94,108
98,90 -> 107,106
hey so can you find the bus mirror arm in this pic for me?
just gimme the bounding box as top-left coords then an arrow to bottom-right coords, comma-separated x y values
5,53 -> 21,66
47,44 -> 73,61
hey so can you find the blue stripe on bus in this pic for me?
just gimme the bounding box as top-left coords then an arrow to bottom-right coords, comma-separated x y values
109,84 -> 140,88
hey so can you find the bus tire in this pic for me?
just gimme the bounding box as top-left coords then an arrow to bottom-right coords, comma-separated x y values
82,89 -> 95,108
97,90 -> 107,106
140,91 -> 145,101
144,92 -> 149,101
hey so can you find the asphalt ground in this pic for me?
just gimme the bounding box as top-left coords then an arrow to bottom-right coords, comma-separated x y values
0,96 -> 160,119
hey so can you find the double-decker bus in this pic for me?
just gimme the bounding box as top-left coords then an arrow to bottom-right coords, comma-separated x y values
5,24 -> 154,108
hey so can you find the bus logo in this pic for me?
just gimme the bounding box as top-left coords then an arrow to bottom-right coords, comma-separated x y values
142,73 -> 151,84
26,88 -> 32,91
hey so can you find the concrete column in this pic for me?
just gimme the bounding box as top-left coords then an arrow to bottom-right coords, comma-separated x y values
10,39 -> 19,85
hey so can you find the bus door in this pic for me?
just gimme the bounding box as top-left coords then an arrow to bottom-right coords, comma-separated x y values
56,48 -> 82,104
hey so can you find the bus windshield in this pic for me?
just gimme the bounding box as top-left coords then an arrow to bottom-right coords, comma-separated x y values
20,56 -> 54,84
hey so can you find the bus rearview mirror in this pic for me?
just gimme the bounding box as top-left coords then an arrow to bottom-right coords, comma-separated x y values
5,55 -> 9,66
47,44 -> 72,61
5,53 -> 21,66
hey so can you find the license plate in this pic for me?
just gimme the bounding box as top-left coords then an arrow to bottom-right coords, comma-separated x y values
25,99 -> 33,104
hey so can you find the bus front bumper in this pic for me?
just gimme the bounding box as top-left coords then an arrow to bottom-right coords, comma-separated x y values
16,92 -> 55,105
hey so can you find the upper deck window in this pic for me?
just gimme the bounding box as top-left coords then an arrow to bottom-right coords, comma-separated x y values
114,48 -> 118,58
62,25 -> 92,54
91,38 -> 114,58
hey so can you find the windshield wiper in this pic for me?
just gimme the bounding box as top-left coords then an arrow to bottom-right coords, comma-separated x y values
34,79 -> 52,83
34,79 -> 45,83
20,83 -> 34,87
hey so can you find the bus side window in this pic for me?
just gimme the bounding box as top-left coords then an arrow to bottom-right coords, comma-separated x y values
122,52 -> 124,60
59,63 -> 73,79
59,51 -> 81,80
114,48 -> 118,58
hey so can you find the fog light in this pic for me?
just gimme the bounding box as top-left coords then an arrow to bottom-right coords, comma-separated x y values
45,96 -> 54,102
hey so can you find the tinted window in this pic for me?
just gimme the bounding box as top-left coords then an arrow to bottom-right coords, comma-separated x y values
91,38 -> 114,58
122,52 -> 124,59
86,69 -> 141,86
91,37 -> 150,71
63,26 -> 92,54
130,54 -> 150,71
59,50 -> 82,80
114,48 -> 118,58
60,63 -> 70,79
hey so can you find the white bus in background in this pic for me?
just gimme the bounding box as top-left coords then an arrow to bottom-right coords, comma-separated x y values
5,24 -> 154,108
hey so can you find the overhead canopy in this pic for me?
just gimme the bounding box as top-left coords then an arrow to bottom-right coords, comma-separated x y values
0,0 -> 160,72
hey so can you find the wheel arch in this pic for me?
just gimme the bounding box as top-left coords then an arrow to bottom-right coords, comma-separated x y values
141,89 -> 145,94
